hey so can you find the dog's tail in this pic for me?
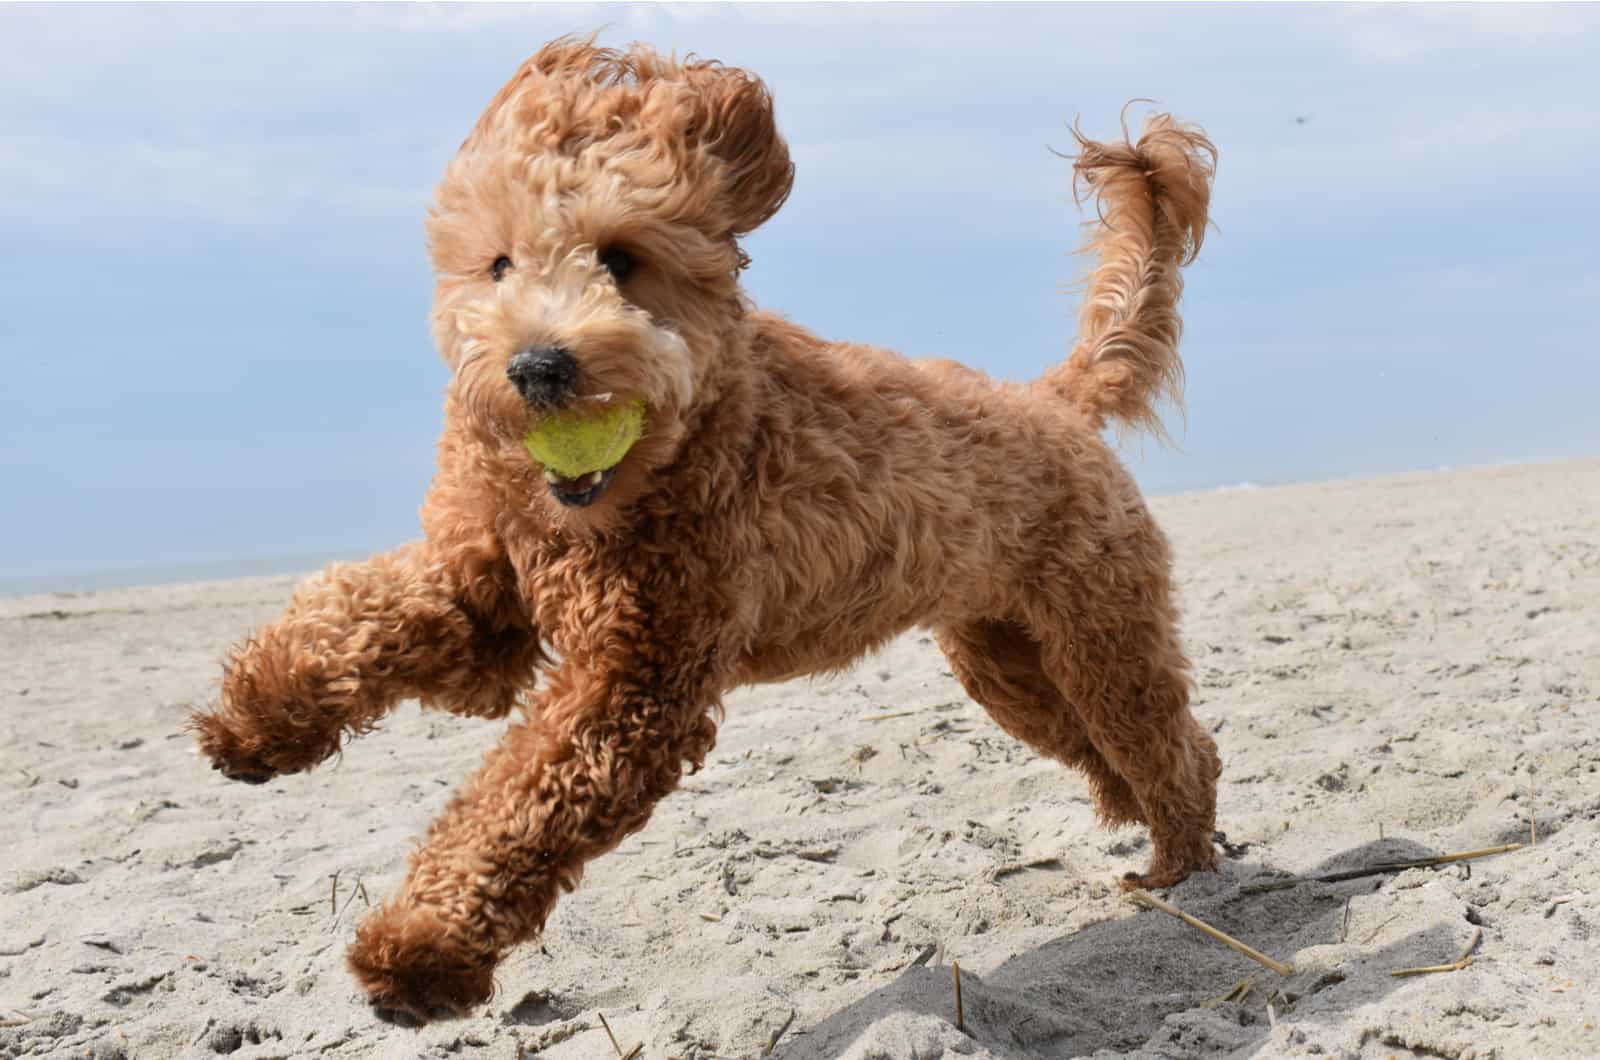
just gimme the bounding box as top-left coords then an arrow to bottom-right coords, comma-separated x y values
1041,112 -> 1215,439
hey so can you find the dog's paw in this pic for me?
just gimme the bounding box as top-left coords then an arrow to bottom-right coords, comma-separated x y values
189,711 -> 286,784
1119,836 -> 1220,891
348,904 -> 495,1027
1119,867 -> 1190,891
189,705 -> 342,783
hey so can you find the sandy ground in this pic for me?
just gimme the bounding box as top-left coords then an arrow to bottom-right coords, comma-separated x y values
3,459 -> 1597,1060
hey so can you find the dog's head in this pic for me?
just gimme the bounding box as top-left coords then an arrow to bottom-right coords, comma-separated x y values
426,37 -> 793,515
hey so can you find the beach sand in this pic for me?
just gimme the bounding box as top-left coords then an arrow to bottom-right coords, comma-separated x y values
3,459 -> 1597,1059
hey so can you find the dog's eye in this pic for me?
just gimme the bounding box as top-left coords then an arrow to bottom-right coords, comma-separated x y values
599,247 -> 634,283
490,256 -> 513,282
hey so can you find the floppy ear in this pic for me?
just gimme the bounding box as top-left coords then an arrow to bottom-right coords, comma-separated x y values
683,62 -> 795,237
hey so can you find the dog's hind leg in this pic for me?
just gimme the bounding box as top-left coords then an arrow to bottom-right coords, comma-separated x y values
936,619 -> 1144,828
1021,551 -> 1220,890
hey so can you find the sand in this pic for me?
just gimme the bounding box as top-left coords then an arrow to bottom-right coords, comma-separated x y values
3,459 -> 1597,1060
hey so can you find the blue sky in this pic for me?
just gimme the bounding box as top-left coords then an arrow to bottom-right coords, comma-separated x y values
3,3 -> 1598,589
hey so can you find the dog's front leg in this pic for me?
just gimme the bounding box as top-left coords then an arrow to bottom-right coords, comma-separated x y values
192,543 -> 537,783
346,651 -> 721,1024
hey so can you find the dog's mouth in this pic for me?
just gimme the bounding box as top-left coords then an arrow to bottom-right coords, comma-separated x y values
521,396 -> 647,509
543,466 -> 618,508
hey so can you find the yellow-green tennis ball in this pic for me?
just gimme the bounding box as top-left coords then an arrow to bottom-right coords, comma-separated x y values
523,400 -> 646,479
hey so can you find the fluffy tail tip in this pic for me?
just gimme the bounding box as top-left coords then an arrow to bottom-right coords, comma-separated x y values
1071,110 -> 1216,265
1054,109 -> 1217,439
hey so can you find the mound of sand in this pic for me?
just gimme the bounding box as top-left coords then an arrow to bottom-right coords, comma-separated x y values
3,460 -> 1596,1058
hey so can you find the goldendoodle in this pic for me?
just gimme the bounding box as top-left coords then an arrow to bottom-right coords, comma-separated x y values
193,37 -> 1221,1023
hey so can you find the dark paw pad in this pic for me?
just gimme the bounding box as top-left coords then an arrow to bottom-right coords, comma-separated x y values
213,760 -> 274,785
370,1000 -> 465,1028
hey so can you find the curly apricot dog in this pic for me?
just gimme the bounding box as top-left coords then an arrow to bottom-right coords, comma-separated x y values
192,38 -> 1220,1023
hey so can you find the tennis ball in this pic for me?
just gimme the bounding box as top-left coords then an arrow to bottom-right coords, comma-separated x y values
523,399 -> 646,479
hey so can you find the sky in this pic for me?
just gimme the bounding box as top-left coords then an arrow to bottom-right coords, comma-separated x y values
2,3 -> 1598,591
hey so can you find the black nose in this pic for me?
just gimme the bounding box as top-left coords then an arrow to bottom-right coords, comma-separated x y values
506,345 -> 578,407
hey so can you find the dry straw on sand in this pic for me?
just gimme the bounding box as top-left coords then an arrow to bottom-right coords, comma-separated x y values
1128,889 -> 1294,977
1240,843 -> 1523,894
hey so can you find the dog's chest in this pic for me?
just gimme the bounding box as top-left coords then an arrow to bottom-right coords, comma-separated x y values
507,526 -> 731,662
514,540 -> 619,643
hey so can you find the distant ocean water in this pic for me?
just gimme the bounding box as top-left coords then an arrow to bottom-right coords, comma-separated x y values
0,552 -> 363,600
0,459 -> 1574,599
0,481 -> 1271,598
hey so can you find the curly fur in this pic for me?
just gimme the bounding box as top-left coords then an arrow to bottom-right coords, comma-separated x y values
192,37 -> 1221,1024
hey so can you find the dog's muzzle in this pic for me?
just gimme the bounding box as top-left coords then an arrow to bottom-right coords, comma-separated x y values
507,345 -> 578,408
